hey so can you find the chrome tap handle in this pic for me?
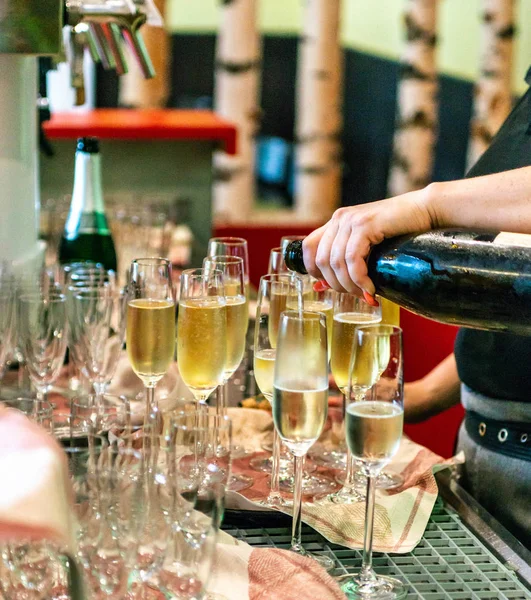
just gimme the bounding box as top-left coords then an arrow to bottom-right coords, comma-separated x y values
121,21 -> 155,79
100,22 -> 128,75
88,21 -> 116,71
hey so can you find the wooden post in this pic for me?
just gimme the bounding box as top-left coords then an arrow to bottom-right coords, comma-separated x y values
213,0 -> 261,223
388,0 -> 439,196
294,0 -> 343,222
466,0 -> 515,170
118,0 -> 170,108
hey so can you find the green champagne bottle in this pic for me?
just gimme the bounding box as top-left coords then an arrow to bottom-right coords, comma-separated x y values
58,137 -> 117,271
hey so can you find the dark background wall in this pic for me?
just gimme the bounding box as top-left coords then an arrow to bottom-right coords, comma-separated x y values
101,33 -> 476,207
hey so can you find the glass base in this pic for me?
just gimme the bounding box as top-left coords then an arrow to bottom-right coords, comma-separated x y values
291,544 -> 335,572
339,573 -> 407,599
279,473 -> 337,497
249,455 -> 317,476
258,493 -> 289,509
376,471 -> 404,490
228,473 -> 254,493
326,484 -> 366,504
308,444 -> 347,469
335,470 -> 367,488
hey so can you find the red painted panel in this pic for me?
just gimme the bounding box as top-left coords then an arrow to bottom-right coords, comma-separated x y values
44,109 -> 238,155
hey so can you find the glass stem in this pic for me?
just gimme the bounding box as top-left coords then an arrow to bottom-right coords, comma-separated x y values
290,453 -> 305,553
145,384 -> 157,427
344,450 -> 358,490
269,428 -> 283,500
360,474 -> 378,583
216,380 -> 228,418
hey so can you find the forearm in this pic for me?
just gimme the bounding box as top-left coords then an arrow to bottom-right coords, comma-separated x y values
424,166 -> 531,234
404,353 -> 461,424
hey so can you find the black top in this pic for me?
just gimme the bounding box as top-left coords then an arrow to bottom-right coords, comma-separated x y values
454,68 -> 531,402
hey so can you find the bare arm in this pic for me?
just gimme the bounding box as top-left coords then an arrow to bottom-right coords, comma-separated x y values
303,166 -> 531,295
404,353 -> 461,424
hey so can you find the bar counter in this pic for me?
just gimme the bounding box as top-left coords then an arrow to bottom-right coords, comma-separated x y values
222,471 -> 531,599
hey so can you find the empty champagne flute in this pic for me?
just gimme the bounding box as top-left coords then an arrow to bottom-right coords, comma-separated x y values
328,292 -> 382,504
273,310 -> 334,571
339,325 -> 406,599
177,268 -> 227,405
68,287 -> 127,400
252,274 -> 303,507
18,293 -> 68,407
127,258 -> 176,424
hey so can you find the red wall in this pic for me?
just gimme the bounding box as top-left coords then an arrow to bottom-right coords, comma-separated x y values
214,225 -> 464,458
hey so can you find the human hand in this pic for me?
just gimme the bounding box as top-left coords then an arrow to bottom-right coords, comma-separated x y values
302,188 -> 434,296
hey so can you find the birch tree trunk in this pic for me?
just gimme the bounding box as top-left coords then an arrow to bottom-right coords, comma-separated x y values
466,0 -> 515,170
118,0 -> 170,108
213,0 -> 261,223
294,0 -> 343,222
388,0 -> 439,196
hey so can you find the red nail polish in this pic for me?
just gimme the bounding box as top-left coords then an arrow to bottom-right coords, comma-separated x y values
313,280 -> 331,292
363,291 -> 379,307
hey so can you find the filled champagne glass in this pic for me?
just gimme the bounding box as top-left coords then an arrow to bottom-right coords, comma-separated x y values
253,274 -> 303,507
207,237 -> 250,295
339,325 -> 406,600
273,310 -> 333,571
177,268 -> 226,404
328,292 -> 381,504
126,258 -> 175,424
203,255 -> 252,492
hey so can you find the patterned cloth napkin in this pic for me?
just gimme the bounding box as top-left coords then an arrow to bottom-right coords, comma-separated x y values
0,405 -> 75,550
208,531 -> 345,600
227,408 -> 464,554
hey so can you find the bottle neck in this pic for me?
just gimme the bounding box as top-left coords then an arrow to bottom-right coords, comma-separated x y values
65,150 -> 109,237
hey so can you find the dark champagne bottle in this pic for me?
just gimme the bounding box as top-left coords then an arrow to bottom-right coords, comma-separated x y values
284,230 -> 531,334
58,137 -> 117,271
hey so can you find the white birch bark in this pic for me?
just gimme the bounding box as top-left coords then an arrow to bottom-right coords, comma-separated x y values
213,0 -> 261,223
388,0 -> 439,196
294,0 -> 343,222
466,0 -> 515,170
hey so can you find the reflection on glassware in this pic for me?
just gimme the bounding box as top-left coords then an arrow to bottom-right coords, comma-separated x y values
17,293 -> 68,407
272,310 -> 334,571
177,268 -> 226,404
254,274 -> 303,508
328,292 -> 382,505
339,325 -> 407,600
127,257 -> 175,425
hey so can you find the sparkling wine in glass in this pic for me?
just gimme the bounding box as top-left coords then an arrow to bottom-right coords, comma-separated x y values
252,274 -> 303,506
328,292 -> 381,503
177,268 -> 226,404
339,325 -> 407,600
127,258 -> 175,424
273,310 -> 334,571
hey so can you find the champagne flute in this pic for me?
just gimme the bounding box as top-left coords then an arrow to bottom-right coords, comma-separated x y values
126,258 -> 175,424
177,268 -> 226,404
203,255 -> 252,492
328,292 -> 382,504
207,237 -> 250,294
252,274 -> 303,506
268,247 -> 289,275
339,325 -> 407,600
18,292 -> 68,407
273,310 -> 334,571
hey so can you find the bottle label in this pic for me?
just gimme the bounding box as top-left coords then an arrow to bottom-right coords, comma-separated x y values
494,232 -> 531,248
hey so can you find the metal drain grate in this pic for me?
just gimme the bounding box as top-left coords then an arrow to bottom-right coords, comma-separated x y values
222,500 -> 531,600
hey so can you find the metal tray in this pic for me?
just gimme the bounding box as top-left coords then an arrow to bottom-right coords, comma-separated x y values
223,475 -> 531,600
